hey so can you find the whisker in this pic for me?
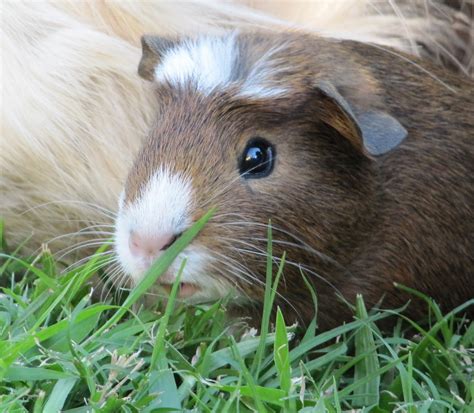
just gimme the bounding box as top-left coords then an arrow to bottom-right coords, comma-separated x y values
368,42 -> 457,93
211,212 -> 257,222
215,236 -> 288,282
104,261 -> 130,303
44,219 -> 115,226
62,251 -> 116,274
215,219 -> 319,238
253,237 -> 345,270
56,240 -> 113,261
48,230 -> 114,245
101,264 -> 124,302
215,220 -> 341,265
204,244 -> 303,323
25,223 -> 115,258
20,200 -> 117,219
232,247 -> 343,298
114,270 -> 133,303
205,245 -> 263,286
55,238 -> 113,255
209,254 -> 260,287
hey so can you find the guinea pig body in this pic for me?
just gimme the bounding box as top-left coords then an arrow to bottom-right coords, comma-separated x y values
116,32 -> 474,328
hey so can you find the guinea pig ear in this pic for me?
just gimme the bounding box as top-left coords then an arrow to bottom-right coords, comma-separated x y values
138,35 -> 177,81
315,81 -> 407,156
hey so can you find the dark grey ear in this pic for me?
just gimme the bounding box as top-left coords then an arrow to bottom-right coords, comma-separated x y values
138,35 -> 177,81
315,81 -> 407,156
357,111 -> 408,156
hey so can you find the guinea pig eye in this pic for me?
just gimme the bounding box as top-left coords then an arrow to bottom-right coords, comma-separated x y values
239,138 -> 274,179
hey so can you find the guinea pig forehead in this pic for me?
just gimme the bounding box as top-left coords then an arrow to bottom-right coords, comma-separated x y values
123,102 -> 238,207
144,32 -> 304,100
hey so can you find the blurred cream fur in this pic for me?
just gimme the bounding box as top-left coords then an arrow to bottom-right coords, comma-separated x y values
1,0 -> 472,256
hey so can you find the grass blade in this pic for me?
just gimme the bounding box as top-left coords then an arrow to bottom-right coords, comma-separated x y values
352,294 -> 380,407
43,378 -> 78,413
274,307 -> 291,394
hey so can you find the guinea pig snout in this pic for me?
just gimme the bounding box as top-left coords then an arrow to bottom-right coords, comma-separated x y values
128,230 -> 178,265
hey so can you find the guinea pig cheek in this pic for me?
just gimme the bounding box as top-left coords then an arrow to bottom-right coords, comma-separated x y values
163,246 -> 236,303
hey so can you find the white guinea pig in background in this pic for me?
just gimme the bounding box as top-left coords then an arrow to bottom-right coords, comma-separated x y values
0,1 -> 471,256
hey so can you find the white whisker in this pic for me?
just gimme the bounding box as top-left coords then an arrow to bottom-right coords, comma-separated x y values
368,42 -> 457,93
62,252 -> 116,274
20,200 -> 117,219
204,242 -> 304,322
232,246 -> 342,298
101,264 -> 124,302
56,240 -> 113,261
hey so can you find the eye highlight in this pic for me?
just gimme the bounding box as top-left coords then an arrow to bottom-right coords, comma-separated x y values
239,138 -> 274,179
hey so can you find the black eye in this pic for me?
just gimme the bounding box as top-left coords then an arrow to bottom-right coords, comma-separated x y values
239,138 -> 274,178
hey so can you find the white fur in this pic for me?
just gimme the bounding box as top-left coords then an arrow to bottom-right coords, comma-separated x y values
115,168 -> 193,282
1,0 -> 471,257
154,33 -> 291,99
238,85 -> 288,99
167,247 -> 238,304
114,168 -> 234,301
154,34 -> 238,94
238,43 -> 291,98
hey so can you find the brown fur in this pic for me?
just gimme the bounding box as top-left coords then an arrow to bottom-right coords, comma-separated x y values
126,32 -> 473,330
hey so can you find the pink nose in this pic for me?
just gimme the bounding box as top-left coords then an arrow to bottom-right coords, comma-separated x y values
128,231 -> 178,261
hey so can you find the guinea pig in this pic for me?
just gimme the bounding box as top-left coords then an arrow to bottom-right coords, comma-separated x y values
113,30 -> 473,329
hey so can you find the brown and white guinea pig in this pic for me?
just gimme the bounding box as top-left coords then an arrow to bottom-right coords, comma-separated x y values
114,31 -> 474,329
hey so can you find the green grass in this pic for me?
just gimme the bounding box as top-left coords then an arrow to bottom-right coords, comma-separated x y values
0,217 -> 472,412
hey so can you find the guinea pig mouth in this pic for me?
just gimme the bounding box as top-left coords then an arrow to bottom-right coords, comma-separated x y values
158,282 -> 201,299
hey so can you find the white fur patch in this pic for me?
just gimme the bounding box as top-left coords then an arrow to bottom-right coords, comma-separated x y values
154,33 -> 238,94
115,167 -> 235,302
153,33 -> 288,99
115,167 -> 193,283
237,84 -> 288,99
237,43 -> 289,99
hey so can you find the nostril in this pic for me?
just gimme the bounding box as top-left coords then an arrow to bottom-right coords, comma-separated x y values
161,232 -> 181,250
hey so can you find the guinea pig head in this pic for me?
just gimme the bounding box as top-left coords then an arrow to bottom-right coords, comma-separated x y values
114,32 -> 407,326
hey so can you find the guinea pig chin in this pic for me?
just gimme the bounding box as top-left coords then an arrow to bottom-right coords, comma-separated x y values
113,168 -> 234,302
